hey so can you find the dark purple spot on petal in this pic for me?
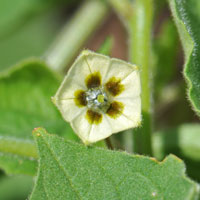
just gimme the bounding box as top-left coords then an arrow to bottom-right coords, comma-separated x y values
74,90 -> 87,107
85,72 -> 101,89
105,77 -> 124,96
106,101 -> 124,119
86,109 -> 102,125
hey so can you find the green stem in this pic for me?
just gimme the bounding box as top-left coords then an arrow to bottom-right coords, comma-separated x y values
105,137 -> 114,150
129,0 -> 153,155
0,137 -> 37,159
44,0 -> 108,72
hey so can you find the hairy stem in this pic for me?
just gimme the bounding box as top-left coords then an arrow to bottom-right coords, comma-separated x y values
44,0 -> 108,72
129,0 -> 153,155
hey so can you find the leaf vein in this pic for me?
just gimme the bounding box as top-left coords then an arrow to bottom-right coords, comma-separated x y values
40,135 -> 82,200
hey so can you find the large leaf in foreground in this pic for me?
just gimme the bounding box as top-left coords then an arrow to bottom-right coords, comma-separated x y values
30,128 -> 199,200
169,0 -> 200,115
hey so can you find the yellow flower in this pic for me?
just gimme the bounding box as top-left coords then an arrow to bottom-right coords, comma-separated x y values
52,50 -> 141,144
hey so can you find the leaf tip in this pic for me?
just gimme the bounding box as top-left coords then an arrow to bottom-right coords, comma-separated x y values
149,157 -> 159,163
166,154 -> 183,163
32,127 -> 46,137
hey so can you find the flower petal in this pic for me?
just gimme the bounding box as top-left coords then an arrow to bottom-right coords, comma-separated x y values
105,97 -> 141,133
104,58 -> 139,84
53,99 -> 86,122
105,114 -> 136,134
54,52 -> 91,99
114,97 -> 141,125
52,50 -> 142,144
115,70 -> 141,99
70,109 -> 92,144
83,50 -> 111,83
71,109 -> 112,144
88,116 -> 112,143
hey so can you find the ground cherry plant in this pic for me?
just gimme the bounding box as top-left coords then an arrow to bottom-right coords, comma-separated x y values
0,0 -> 200,199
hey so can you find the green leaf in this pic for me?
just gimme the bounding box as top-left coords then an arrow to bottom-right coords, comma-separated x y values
0,9 -> 63,72
0,136 -> 37,176
0,0 -> 55,39
0,58 -> 78,140
0,0 -> 81,71
153,123 -> 200,181
169,0 -> 200,115
30,127 -> 199,200
0,175 -> 33,200
0,58 -> 79,175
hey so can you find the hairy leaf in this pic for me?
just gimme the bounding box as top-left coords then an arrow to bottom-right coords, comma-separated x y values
169,0 -> 200,115
30,128 -> 199,200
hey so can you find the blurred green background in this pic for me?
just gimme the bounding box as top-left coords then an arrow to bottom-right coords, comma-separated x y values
0,0 -> 200,199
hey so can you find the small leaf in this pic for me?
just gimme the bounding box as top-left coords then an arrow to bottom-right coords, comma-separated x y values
169,0 -> 200,115
30,128 -> 199,200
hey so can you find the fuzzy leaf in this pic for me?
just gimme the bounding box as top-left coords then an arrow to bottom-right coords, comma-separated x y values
30,128 -> 199,200
169,0 -> 200,115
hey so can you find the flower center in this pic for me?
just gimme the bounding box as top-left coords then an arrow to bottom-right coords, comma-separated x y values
85,87 -> 110,113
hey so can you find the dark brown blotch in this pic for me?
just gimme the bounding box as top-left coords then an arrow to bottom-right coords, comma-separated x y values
86,109 -> 102,125
105,77 -> 124,96
106,101 -> 124,119
74,90 -> 87,107
85,72 -> 101,89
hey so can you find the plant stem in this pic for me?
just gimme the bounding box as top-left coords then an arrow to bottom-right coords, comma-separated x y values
129,0 -> 153,155
105,137 -> 114,150
44,0 -> 108,72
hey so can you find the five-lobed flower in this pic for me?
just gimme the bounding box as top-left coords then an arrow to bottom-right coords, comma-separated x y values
52,50 -> 141,144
